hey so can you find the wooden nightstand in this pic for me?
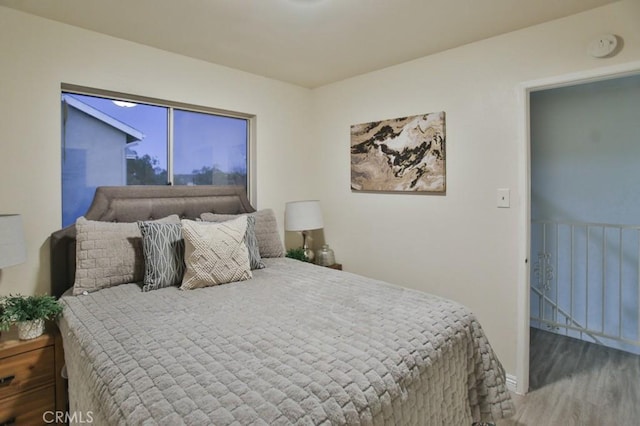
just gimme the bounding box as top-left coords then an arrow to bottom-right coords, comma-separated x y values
0,324 -> 67,424
325,263 -> 342,270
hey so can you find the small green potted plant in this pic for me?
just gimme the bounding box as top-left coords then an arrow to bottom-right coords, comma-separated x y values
0,294 -> 63,340
286,247 -> 312,263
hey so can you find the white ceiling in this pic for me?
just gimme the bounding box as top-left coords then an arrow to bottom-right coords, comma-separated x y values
0,0 -> 617,88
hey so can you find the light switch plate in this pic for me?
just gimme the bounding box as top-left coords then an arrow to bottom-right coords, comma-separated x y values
497,188 -> 510,208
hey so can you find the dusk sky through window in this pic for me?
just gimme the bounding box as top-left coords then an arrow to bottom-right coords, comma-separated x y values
68,93 -> 247,175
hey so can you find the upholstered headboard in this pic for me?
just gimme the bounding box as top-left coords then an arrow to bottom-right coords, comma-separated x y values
50,185 -> 255,298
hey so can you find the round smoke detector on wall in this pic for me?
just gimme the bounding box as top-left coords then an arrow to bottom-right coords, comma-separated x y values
587,34 -> 619,58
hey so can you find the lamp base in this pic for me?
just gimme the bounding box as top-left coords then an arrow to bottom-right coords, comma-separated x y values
303,247 -> 315,262
302,230 -> 315,262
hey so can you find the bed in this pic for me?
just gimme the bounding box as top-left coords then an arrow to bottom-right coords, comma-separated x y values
51,185 -> 514,425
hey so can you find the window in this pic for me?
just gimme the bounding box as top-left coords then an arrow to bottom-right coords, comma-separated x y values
61,85 -> 251,227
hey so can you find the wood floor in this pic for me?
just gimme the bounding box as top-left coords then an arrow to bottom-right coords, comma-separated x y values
497,328 -> 640,426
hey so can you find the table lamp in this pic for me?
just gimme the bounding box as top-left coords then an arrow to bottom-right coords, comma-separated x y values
285,200 -> 323,262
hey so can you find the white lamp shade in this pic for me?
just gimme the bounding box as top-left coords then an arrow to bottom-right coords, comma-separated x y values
0,214 -> 27,269
285,200 -> 324,231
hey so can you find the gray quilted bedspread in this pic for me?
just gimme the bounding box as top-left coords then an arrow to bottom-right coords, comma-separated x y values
58,258 -> 514,425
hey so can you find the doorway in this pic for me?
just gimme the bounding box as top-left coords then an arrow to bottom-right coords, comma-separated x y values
516,60 -> 640,395
529,73 -> 640,356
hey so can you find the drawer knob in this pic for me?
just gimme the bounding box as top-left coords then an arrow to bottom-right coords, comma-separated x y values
0,417 -> 16,426
0,375 -> 15,386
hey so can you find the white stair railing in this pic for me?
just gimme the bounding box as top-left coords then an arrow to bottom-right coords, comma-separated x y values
531,220 -> 640,354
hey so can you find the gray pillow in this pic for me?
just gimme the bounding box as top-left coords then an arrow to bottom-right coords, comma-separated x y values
200,209 -> 284,258
137,222 -> 185,291
244,215 -> 265,270
73,215 -> 180,295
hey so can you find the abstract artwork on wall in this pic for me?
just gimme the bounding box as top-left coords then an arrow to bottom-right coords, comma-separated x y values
350,112 -> 446,193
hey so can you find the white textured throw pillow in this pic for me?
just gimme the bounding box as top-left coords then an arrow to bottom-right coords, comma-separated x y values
200,209 -> 284,258
180,216 -> 252,290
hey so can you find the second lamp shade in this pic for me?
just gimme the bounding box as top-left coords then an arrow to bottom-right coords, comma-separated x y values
284,200 -> 323,231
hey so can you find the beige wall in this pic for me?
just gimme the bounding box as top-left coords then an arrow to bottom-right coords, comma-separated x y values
0,6 -> 311,296
311,0 -> 640,380
1,0 -> 639,386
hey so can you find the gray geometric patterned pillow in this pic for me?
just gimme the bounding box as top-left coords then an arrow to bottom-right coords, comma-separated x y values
245,215 -> 265,270
138,222 -> 185,291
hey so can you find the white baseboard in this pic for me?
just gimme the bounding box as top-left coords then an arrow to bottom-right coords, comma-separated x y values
505,374 -> 518,393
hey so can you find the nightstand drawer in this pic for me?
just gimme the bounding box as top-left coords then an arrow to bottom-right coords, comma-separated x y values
0,384 -> 55,425
0,346 -> 55,400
